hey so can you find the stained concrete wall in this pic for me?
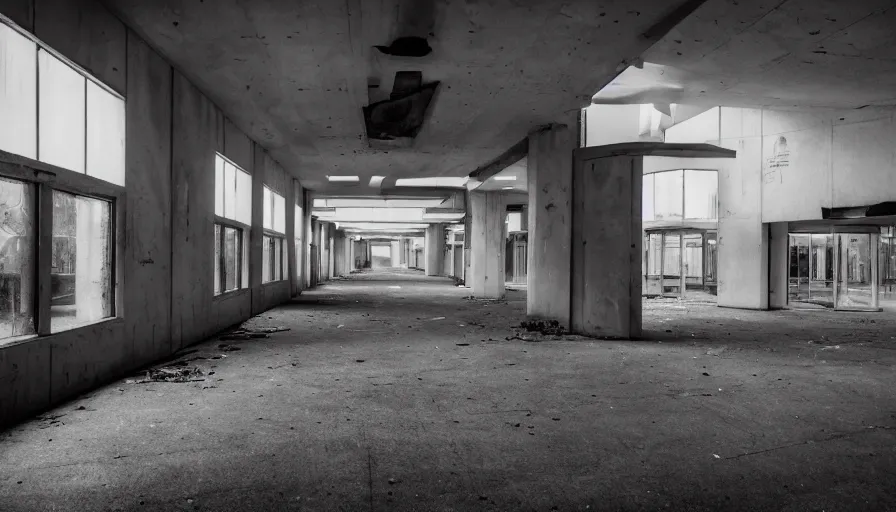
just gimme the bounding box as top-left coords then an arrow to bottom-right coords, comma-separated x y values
0,0 -> 304,428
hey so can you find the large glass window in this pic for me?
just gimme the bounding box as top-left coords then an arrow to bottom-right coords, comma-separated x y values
50,191 -> 113,333
213,154 -> 250,295
684,170 -> 718,220
1,21 -> 125,186
652,170 -> 684,221
0,23 -> 37,159
0,176 -> 35,339
263,186 -> 286,283
263,236 -> 284,283
643,169 -> 718,223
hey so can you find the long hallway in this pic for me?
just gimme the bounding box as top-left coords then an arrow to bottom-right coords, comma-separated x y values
2,270 -> 896,511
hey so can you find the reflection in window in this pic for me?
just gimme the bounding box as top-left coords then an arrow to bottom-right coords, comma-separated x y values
50,191 -> 112,333
263,235 -> 284,283
653,170 -> 683,221
0,177 -> 35,339
214,224 -> 243,295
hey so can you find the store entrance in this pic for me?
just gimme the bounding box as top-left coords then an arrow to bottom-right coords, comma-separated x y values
788,230 -> 880,311
644,229 -> 717,301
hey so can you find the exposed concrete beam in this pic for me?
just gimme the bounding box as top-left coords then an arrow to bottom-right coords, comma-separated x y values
468,136 -> 530,182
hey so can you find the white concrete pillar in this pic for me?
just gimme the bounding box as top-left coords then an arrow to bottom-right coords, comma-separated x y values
527,124 -> 574,325
391,240 -> 401,267
470,191 -> 506,298
425,224 -> 445,276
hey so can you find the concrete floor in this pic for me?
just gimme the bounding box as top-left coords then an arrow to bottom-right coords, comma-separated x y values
2,269 -> 896,511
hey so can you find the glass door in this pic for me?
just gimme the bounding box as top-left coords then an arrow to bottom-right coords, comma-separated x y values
835,233 -> 878,310
789,234 -> 811,304
662,233 -> 682,296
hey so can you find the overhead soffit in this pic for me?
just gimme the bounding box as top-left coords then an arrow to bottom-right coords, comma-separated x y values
593,0 -> 896,111
103,0 -> 707,189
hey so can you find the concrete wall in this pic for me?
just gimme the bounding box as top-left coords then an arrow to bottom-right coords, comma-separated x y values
0,0 -> 305,428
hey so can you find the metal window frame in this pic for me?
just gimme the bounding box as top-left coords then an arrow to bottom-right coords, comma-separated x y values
0,149 -> 124,338
262,231 -> 286,283
213,216 -> 248,296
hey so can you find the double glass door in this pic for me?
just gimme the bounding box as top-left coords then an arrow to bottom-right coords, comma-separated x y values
789,231 -> 879,310
644,230 -> 717,299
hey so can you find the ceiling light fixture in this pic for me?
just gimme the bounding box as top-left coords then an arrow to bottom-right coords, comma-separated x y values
494,176 -> 517,181
327,175 -> 360,182
502,186 -> 514,190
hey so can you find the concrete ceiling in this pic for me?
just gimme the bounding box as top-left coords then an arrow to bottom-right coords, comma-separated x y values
473,156 -> 526,192
102,0 -> 705,191
593,0 -> 896,110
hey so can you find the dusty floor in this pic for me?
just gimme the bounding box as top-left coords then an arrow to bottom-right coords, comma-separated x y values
2,269 -> 896,511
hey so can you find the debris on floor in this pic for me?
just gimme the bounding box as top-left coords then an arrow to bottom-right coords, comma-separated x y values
218,344 -> 241,352
520,319 -> 566,336
132,364 -> 205,384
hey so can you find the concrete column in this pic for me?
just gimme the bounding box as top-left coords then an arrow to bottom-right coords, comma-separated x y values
333,230 -> 346,277
328,229 -> 335,280
463,191 -> 472,285
348,237 -> 355,272
768,222 -> 789,309
569,152 -> 642,339
527,124 -> 574,325
470,191 -> 506,298
391,240 -> 401,267
425,224 -> 445,276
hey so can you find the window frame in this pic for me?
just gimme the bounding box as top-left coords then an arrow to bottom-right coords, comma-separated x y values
1,16 -> 126,186
0,148 -> 124,343
262,232 -> 286,284
212,153 -> 251,297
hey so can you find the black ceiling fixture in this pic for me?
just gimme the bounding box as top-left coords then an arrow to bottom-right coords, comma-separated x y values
374,0 -> 435,58
374,36 -> 432,57
363,71 -> 439,148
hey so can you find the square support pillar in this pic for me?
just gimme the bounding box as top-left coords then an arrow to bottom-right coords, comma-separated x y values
425,224 -> 445,276
470,191 -> 506,298
527,124 -> 574,325
570,153 -> 643,338
768,222 -> 789,309
569,142 -> 737,338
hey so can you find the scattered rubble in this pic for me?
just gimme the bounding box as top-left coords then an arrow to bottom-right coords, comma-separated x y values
520,319 -> 566,336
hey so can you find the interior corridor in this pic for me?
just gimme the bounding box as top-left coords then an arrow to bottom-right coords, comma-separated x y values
2,269 -> 895,511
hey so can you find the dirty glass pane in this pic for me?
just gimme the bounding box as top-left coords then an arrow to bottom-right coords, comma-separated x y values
273,193 -> 286,233
223,161 -> 236,220
38,49 -> 86,174
86,81 -> 125,186
214,155 -> 224,217
51,191 -> 112,333
0,24 -> 38,159
223,226 -> 239,292
262,235 -> 272,283
653,170 -> 683,222
235,168 -> 252,225
214,224 -> 221,295
684,170 -> 718,220
0,176 -> 36,340
263,187 -> 272,230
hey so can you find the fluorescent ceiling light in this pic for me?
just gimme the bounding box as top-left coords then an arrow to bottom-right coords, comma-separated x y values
368,176 -> 385,187
327,175 -> 360,182
395,177 -> 469,188
502,186 -> 514,190
494,176 -> 516,181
